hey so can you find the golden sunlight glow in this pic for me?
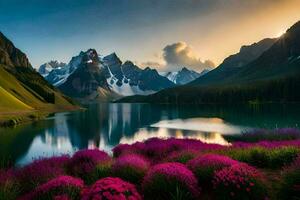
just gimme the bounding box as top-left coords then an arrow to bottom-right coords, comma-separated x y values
119,117 -> 249,146
275,30 -> 286,38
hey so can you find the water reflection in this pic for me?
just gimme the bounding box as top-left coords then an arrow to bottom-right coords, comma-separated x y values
0,103 -> 299,165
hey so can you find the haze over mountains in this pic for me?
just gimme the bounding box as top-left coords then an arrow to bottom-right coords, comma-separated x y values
39,50 -> 208,100
119,21 -> 300,104
0,32 -> 77,114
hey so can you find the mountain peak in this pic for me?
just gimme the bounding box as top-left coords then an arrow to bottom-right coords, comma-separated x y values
123,60 -> 134,66
38,60 -> 67,75
180,67 -> 190,72
104,52 -> 120,61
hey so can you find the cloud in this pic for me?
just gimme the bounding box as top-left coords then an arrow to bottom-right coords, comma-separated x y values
162,42 -> 215,72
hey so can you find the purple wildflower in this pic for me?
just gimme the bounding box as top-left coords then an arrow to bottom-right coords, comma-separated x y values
81,177 -> 142,200
68,149 -> 112,182
16,155 -> 70,193
112,154 -> 149,184
212,163 -> 267,200
187,154 -> 239,185
142,162 -> 200,200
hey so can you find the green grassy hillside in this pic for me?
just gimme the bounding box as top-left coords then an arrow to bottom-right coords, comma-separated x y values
0,86 -> 32,112
0,32 -> 80,126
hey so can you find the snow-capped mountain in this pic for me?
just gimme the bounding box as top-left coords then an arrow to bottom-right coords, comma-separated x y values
102,53 -> 174,96
58,49 -> 116,101
160,67 -> 210,85
38,61 -> 67,77
39,50 -> 175,100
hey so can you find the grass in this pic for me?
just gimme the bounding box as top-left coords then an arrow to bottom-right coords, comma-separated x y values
0,87 -> 33,112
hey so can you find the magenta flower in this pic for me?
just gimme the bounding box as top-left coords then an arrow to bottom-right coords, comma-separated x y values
113,142 -> 146,157
187,154 -> 239,185
212,163 -> 267,199
16,155 -> 70,193
142,162 -> 200,200
19,175 -> 84,200
112,154 -> 150,184
68,149 -> 112,182
81,177 -> 142,200
113,137 -> 224,163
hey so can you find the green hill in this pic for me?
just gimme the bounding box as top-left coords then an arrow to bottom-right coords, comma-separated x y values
0,32 -> 79,125
0,86 -> 32,111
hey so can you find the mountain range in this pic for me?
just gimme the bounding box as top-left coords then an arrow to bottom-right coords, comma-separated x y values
39,51 -> 207,100
0,32 -> 78,116
119,20 -> 300,104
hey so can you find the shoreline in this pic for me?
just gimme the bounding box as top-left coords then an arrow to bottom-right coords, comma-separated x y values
0,106 -> 84,128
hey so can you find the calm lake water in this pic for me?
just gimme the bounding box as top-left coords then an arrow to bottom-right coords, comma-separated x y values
0,103 -> 300,166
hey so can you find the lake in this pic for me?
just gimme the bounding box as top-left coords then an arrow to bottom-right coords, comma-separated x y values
0,103 -> 300,166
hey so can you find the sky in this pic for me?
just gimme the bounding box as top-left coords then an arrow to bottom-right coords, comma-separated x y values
1,0 -> 300,72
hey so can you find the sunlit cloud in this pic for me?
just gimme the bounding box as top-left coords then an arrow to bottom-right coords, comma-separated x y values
162,42 -> 215,72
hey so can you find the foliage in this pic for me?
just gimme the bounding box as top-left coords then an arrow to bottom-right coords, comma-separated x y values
0,169 -> 20,200
166,150 -> 200,164
224,146 -> 299,168
225,128 -> 300,143
278,156 -> 300,199
19,176 -> 83,200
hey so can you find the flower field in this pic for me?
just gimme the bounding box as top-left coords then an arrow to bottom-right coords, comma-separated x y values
1,128 -> 300,199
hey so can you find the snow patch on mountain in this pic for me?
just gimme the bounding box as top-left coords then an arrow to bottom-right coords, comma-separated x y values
160,67 -> 210,85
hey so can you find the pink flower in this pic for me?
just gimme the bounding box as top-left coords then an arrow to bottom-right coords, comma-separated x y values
212,163 -> 267,199
81,177 -> 142,200
112,154 -> 149,184
68,149 -> 111,179
187,154 -> 239,185
142,162 -> 200,199
16,155 -> 70,192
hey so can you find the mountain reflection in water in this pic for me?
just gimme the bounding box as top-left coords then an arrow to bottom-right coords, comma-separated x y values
0,103 -> 299,165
